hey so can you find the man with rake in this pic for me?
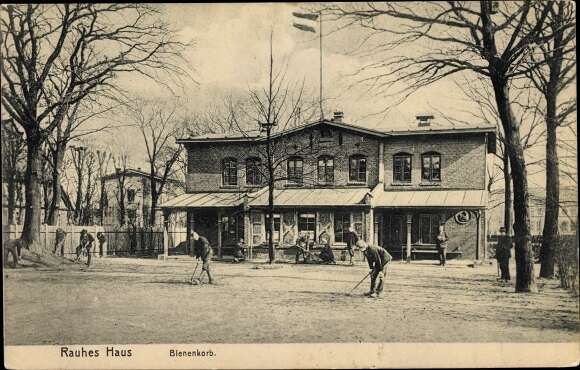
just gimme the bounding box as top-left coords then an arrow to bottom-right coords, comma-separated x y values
357,240 -> 392,298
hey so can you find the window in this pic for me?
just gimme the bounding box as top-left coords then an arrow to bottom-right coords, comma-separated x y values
246,157 -> 262,186
298,213 -> 316,241
251,212 -> 263,245
222,158 -> 238,186
320,128 -> 333,141
421,152 -> 441,182
394,153 -> 412,183
334,212 -> 350,243
265,213 -> 281,243
349,155 -> 367,183
127,188 -> 136,203
317,156 -> 334,184
420,214 -> 440,244
352,212 -> 364,238
287,157 -> 303,185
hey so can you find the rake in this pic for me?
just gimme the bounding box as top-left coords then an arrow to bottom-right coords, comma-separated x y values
345,271 -> 372,296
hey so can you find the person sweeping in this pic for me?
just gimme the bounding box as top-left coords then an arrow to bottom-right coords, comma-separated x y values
192,232 -> 214,284
357,240 -> 392,298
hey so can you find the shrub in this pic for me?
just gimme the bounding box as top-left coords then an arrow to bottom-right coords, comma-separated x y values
554,234 -> 579,295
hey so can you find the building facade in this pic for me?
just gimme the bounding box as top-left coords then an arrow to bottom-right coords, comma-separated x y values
101,168 -> 184,227
161,113 -> 496,261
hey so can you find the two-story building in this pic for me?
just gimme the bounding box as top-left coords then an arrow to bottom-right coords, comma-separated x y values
101,168 -> 184,227
160,112 -> 496,261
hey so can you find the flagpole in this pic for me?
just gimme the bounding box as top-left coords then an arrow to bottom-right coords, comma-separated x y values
319,11 -> 323,121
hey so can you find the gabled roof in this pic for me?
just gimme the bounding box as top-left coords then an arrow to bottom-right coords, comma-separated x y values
176,118 -> 496,147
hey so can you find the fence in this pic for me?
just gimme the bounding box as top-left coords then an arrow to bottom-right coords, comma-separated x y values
487,234 -> 544,261
1,224 -> 188,258
2,224 -> 105,257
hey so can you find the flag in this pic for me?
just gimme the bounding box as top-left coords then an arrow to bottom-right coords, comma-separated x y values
292,11 -> 318,33
293,23 -> 316,33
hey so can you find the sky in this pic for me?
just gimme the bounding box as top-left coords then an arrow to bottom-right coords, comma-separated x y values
87,3 -> 575,190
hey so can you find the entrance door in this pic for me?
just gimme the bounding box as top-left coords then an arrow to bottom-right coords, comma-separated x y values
391,215 -> 407,258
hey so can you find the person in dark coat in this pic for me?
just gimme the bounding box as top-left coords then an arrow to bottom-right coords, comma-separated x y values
75,229 -> 95,266
496,227 -> 512,281
295,232 -> 309,263
53,227 -> 67,256
96,232 -> 107,257
319,241 -> 335,264
435,224 -> 449,266
193,232 -> 214,284
233,238 -> 246,263
345,226 -> 359,266
358,241 -> 392,298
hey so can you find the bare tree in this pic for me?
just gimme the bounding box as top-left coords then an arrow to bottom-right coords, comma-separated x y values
1,118 -> 26,225
524,1 -> 576,278
319,1 -> 568,292
96,148 -> 112,226
225,32 -> 324,263
1,4 -> 192,249
128,97 -> 186,226
111,153 -> 130,227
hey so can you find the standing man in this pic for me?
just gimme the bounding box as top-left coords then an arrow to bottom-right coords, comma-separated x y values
53,227 -> 67,256
358,241 -> 392,298
496,227 -> 512,281
345,225 -> 359,266
435,224 -> 449,266
96,232 -> 107,258
192,232 -> 214,284
75,229 -> 95,266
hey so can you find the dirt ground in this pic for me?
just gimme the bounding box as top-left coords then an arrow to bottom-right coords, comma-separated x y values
3,255 -> 579,344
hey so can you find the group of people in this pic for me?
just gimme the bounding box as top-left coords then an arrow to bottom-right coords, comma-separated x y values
51,228 -> 107,267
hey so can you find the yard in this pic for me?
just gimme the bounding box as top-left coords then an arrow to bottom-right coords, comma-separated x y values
3,255 -> 579,345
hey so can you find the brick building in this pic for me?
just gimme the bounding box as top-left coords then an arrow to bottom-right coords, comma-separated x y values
160,113 -> 496,261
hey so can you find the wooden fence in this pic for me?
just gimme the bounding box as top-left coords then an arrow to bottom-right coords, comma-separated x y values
1,224 -> 188,258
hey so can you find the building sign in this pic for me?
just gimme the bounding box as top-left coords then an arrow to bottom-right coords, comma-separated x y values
454,210 -> 472,225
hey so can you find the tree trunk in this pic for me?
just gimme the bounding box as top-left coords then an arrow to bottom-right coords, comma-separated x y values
492,76 -> 537,293
503,153 -> 513,234
99,179 -> 106,225
7,173 -> 16,225
47,148 -> 64,225
540,91 -> 559,278
75,167 -> 84,225
267,186 -> 275,263
21,133 -> 43,251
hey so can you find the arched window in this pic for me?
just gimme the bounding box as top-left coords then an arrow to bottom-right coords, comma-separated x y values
246,157 -> 262,186
393,153 -> 412,183
421,152 -> 441,182
317,155 -> 334,184
222,158 -> 238,186
287,156 -> 303,185
349,155 -> 367,183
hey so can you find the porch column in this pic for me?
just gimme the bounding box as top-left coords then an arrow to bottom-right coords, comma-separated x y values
482,209 -> 488,261
217,211 -> 222,258
406,213 -> 412,262
378,142 -> 385,184
186,210 -> 194,256
367,209 -> 375,246
475,210 -> 481,261
162,209 -> 170,259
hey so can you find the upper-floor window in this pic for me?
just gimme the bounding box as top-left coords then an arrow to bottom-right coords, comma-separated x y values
287,157 -> 303,185
127,188 -> 136,203
349,155 -> 367,183
317,155 -> 334,184
222,157 -> 238,186
320,128 -> 333,142
246,157 -> 262,186
421,152 -> 441,182
393,153 -> 412,183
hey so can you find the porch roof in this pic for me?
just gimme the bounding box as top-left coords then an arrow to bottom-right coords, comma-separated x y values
371,189 -> 488,209
159,192 -> 247,209
248,187 -> 372,207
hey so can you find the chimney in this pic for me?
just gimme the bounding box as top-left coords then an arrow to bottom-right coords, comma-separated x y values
332,111 -> 344,123
416,114 -> 434,127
